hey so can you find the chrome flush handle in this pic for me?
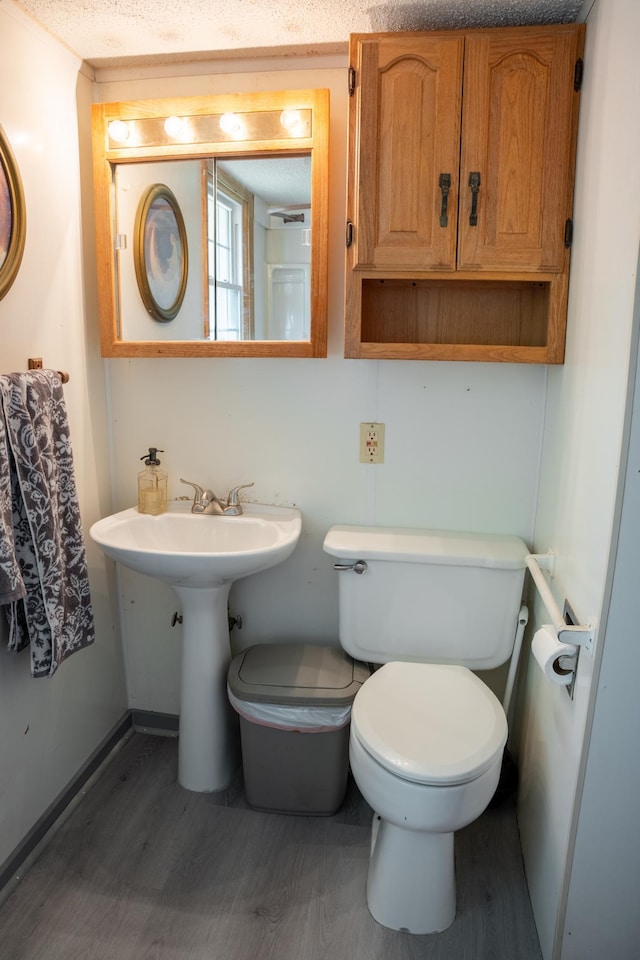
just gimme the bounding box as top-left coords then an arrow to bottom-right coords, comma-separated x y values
333,560 -> 368,574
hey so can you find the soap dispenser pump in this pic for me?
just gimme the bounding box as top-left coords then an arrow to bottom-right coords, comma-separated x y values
138,447 -> 167,515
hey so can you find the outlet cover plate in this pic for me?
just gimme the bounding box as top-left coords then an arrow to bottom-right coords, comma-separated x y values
360,422 -> 385,463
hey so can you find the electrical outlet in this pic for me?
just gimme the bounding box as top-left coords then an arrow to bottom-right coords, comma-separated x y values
360,422 -> 385,464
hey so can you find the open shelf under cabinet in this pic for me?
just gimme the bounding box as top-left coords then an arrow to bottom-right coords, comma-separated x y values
345,273 -> 568,364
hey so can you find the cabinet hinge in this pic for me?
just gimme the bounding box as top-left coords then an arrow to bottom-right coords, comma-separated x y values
348,66 -> 356,97
346,219 -> 354,248
564,218 -> 574,248
574,58 -> 584,92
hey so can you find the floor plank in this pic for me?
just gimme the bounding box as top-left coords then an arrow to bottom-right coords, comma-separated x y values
0,734 -> 542,960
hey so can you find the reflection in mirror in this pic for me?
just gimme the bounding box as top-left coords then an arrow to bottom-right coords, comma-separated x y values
213,157 -> 311,342
114,155 -> 312,344
92,89 -> 328,358
115,160 -> 205,342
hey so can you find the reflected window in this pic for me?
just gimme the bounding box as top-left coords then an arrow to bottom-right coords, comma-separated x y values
214,189 -> 243,339
208,165 -> 254,341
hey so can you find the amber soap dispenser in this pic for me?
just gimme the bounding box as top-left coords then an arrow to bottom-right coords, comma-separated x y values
138,447 -> 167,515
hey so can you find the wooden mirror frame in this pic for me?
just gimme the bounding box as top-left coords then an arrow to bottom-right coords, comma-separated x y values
91,88 -> 329,358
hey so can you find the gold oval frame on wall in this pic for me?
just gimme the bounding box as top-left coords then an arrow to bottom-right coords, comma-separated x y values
0,123 -> 26,301
133,183 -> 188,322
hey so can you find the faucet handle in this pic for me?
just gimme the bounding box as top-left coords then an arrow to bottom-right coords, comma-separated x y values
180,478 -> 205,500
226,482 -> 254,506
180,478 -> 217,505
223,482 -> 254,515
179,479 -> 224,515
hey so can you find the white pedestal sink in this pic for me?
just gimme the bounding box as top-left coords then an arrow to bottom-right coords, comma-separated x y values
90,501 -> 301,792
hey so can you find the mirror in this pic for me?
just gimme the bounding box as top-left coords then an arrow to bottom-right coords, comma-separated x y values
91,89 -> 329,358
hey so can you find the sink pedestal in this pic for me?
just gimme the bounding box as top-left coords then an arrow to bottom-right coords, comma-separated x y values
174,583 -> 240,792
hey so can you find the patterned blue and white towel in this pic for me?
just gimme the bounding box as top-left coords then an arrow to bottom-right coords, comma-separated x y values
0,369 -> 95,677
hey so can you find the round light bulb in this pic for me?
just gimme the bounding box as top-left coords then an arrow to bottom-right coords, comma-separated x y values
108,120 -> 130,143
219,112 -> 242,135
164,115 -> 185,139
280,109 -> 301,131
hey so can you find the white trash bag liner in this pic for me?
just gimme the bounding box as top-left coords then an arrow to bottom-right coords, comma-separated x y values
227,685 -> 352,733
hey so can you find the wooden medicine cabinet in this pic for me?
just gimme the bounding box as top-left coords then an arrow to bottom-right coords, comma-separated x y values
345,25 -> 585,363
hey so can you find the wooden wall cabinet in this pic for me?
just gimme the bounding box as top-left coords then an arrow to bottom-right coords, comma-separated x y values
345,25 -> 585,363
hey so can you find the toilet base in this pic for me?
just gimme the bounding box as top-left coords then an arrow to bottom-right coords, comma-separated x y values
367,815 -> 456,934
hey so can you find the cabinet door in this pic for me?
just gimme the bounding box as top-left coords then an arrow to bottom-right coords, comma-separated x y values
350,35 -> 464,270
457,28 -> 583,272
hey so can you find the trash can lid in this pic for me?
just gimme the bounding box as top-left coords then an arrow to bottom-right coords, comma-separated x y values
227,643 -> 369,706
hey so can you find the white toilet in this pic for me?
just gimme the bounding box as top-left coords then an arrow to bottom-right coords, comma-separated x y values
323,524 -> 528,935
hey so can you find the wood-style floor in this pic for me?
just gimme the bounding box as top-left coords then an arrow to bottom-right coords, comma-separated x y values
0,733 -> 542,960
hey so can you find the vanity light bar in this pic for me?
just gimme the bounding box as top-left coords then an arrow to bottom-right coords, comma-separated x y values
107,108 -> 313,150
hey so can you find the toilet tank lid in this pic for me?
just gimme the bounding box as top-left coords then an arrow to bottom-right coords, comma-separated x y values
323,525 -> 528,570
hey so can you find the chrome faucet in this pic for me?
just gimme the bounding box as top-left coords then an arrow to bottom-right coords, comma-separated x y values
180,479 -> 254,516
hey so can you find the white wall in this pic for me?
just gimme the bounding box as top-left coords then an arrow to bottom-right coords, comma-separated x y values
515,1 -> 640,957
94,63 -> 548,716
0,0 -> 127,867
561,248 -> 640,959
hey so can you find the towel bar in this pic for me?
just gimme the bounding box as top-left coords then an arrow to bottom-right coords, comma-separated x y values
27,358 -> 69,383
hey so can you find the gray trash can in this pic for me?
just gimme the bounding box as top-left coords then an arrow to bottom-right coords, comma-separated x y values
227,643 -> 369,815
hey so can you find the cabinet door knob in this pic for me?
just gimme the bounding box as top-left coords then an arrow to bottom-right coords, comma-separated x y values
438,173 -> 451,227
468,172 -> 481,227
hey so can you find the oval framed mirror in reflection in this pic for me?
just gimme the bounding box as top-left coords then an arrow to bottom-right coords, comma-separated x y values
92,89 -> 329,358
134,183 -> 189,323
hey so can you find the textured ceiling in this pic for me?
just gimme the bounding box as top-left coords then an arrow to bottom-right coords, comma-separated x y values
14,0 -> 585,67
219,157 -> 311,207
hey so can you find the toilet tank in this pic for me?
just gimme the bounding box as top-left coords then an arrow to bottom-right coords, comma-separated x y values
323,525 -> 528,670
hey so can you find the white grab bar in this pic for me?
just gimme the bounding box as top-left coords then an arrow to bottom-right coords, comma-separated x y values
525,553 -> 595,655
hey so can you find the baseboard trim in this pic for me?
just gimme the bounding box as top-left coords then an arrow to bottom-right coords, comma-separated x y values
0,710 -> 133,898
132,709 -> 179,735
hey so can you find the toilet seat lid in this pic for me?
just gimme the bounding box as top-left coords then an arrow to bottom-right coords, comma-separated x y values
351,662 -> 507,786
